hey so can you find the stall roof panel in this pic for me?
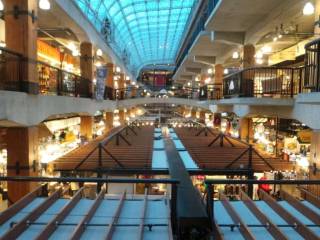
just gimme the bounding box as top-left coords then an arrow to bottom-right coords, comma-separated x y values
0,193 -> 172,240
74,0 -> 198,75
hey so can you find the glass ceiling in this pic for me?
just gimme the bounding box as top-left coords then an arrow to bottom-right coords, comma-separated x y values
74,0 -> 198,76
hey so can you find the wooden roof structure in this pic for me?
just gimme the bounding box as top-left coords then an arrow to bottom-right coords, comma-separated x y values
53,125 -> 155,172
174,127 -> 295,172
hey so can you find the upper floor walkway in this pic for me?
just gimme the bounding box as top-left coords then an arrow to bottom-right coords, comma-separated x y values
1,89 -> 320,130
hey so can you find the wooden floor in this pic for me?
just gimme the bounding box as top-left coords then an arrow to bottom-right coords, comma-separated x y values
174,127 -> 295,172
53,126 -> 154,171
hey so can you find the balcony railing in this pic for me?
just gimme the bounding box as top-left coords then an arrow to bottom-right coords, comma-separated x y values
0,47 -> 91,98
223,67 -> 304,98
223,38 -> 320,98
304,38 -> 320,92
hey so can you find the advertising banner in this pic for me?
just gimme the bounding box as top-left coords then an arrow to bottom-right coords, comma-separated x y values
95,66 -> 107,101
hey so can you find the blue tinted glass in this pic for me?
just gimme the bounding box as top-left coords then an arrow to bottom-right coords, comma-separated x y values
74,0 -> 198,76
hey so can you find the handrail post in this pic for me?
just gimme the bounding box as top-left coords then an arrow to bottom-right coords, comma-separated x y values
170,183 -> 178,234
247,145 -> 254,198
206,183 -> 213,231
290,68 -> 294,97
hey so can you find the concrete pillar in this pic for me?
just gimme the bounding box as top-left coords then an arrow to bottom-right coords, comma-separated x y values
214,64 -> 224,99
80,116 -> 93,140
200,111 -> 206,121
239,118 -> 254,143
119,73 -> 125,100
131,84 -> 137,98
4,0 -> 38,94
243,44 -> 255,68
213,113 -> 221,130
119,110 -> 126,125
80,42 -> 93,97
191,109 -> 197,119
6,127 -> 39,203
104,112 -> 113,133
214,64 -> 224,85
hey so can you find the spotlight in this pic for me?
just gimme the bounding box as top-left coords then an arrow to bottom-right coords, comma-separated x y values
232,51 -> 239,59
96,49 -> 103,57
303,2 -> 314,15
39,0 -> 51,10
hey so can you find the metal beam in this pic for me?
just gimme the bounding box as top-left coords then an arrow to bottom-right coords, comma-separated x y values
105,191 -> 126,240
180,75 -> 193,80
2,187 -> 63,240
210,31 -> 245,45
0,176 -> 179,185
280,190 -> 320,225
259,189 -> 319,240
185,67 -> 202,74
0,184 -> 46,225
35,187 -> 84,240
219,192 -> 255,240
239,190 -> 288,240
70,187 -> 106,240
138,189 -> 148,240
193,56 -> 216,65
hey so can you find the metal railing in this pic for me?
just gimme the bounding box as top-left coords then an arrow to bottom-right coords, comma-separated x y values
223,67 -> 304,98
305,38 -> 320,92
0,47 -> 91,97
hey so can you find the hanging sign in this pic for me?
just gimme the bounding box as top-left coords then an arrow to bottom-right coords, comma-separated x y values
96,66 -> 107,101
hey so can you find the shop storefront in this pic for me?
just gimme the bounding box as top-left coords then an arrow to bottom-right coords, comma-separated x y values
37,40 -> 81,95
253,117 -> 277,154
39,117 -> 82,175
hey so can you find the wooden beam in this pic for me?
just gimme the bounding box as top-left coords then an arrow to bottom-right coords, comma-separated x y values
105,191 -> 126,240
239,190 -> 288,240
219,192 -> 255,240
138,189 -> 148,240
0,184 -> 46,225
70,187 -> 106,240
299,187 -> 320,209
259,189 -> 319,240
35,187 -> 84,240
280,190 -> 320,225
1,187 -> 63,240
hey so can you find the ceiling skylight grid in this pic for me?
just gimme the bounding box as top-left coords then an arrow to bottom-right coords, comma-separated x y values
74,0 -> 198,76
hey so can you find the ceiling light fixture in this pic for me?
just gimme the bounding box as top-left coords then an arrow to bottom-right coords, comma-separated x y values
261,46 -> 272,54
303,2 -> 314,15
224,69 -> 229,75
207,68 -> 213,74
0,0 -> 4,11
39,0 -> 51,10
256,58 -> 263,65
96,49 -> 103,57
255,51 -> 263,59
232,51 -> 239,59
